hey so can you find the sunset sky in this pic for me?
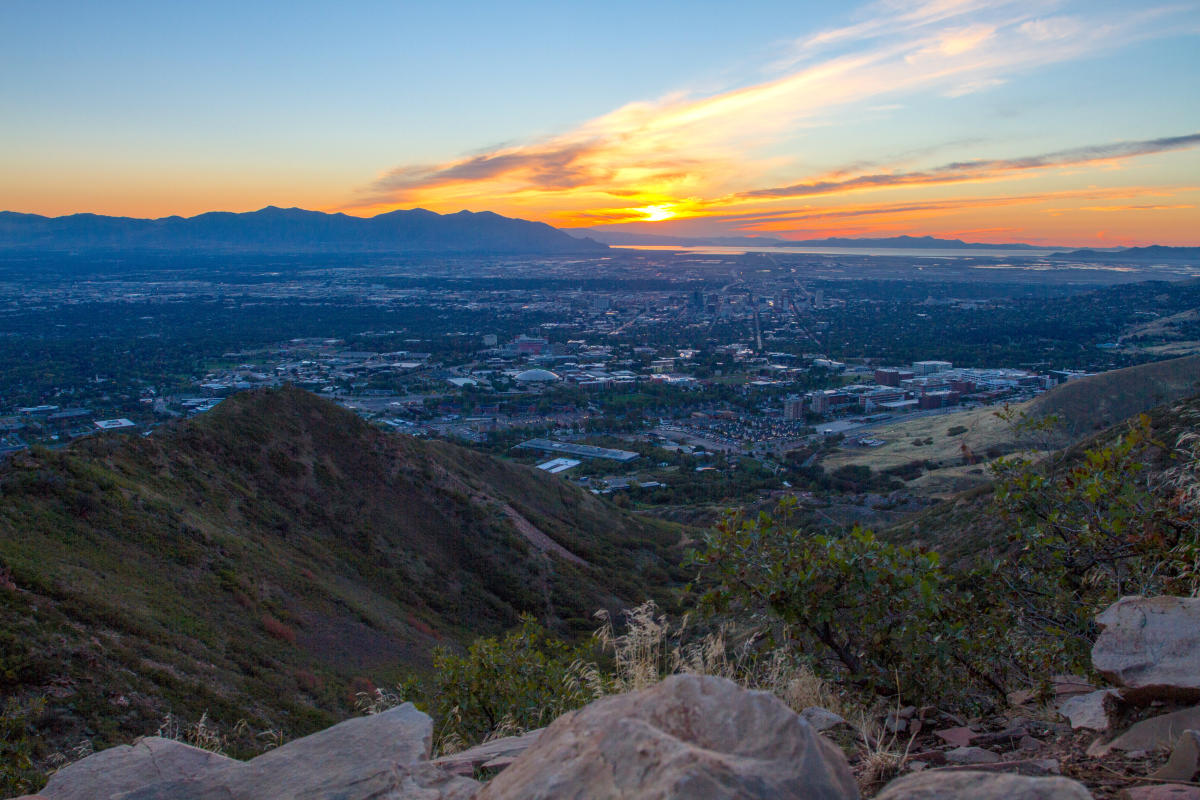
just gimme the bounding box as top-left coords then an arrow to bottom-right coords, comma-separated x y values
3,0 -> 1199,245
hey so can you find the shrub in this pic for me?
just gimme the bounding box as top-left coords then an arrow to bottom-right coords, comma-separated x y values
991,414 -> 1200,661
691,498 -> 1010,707
261,614 -> 296,644
422,617 -> 597,752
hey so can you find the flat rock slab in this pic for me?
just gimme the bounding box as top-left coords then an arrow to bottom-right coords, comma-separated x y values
1089,705 -> 1200,757
477,673 -> 859,800
432,728 -> 545,776
875,770 -> 1093,799
38,738 -> 235,800
945,746 -> 1000,765
1094,596 -> 1200,702
933,726 -> 976,747
34,703 -> 479,800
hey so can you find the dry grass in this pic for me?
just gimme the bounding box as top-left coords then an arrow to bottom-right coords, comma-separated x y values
154,712 -> 244,755
594,601 -> 849,717
1160,405 -> 1200,595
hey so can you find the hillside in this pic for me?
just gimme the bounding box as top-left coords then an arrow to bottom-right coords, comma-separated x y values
889,392 -> 1200,561
818,355 -> 1200,498
0,387 -> 682,756
0,206 -> 607,254
1025,354 -> 1200,437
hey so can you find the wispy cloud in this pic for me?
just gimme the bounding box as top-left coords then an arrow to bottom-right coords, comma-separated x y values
348,0 -> 1198,238
739,134 -> 1200,200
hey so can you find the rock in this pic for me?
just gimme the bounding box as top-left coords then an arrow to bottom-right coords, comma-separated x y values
1053,675 -> 1098,697
1089,705 -> 1200,757
944,746 -> 1001,764
875,770 -> 1093,799
885,712 -> 908,733
1150,729 -> 1200,782
433,727 -> 544,776
933,726 -> 976,747
37,704 -> 479,800
1093,596 -> 1200,702
933,759 -> 1060,776
971,727 -> 1029,747
37,738 -> 234,800
477,673 -> 858,800
1058,689 -> 1120,731
801,707 -> 849,732
1122,786 -> 1200,800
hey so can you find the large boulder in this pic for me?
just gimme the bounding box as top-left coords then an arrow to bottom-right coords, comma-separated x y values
36,738 -> 234,800
32,703 -> 478,800
477,673 -> 858,800
1093,597 -> 1200,702
875,770 -> 1093,799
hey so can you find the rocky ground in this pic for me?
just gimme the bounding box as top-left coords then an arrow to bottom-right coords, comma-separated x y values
10,595 -> 1200,800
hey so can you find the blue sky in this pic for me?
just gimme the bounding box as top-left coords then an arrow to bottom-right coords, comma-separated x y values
2,0 -> 1198,244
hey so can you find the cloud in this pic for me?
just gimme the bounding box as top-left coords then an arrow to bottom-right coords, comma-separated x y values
348,0 -> 1197,234
738,134 -> 1200,200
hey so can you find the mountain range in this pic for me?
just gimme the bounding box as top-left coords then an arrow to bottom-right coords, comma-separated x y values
563,229 -> 1058,250
0,207 -> 607,254
566,228 -> 1200,257
1051,244 -> 1200,261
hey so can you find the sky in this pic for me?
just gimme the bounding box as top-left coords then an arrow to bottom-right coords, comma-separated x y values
2,0 -> 1199,245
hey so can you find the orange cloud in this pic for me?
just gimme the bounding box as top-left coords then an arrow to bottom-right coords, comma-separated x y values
344,1 -> 1199,243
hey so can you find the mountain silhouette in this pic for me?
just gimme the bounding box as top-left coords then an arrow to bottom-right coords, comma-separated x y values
0,206 -> 607,254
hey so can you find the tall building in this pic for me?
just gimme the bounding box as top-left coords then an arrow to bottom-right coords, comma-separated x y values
783,395 -> 805,420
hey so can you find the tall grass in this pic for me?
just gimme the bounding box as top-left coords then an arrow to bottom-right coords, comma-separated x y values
593,601 -> 846,716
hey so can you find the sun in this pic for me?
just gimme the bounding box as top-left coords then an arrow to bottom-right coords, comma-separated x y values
634,204 -> 675,222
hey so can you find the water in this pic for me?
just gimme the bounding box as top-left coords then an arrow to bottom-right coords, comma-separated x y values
620,244 -> 1061,259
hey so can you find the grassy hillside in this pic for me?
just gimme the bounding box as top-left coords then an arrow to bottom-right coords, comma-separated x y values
1025,354 -> 1200,437
0,387 -> 684,760
819,355 -> 1200,498
890,392 -> 1200,561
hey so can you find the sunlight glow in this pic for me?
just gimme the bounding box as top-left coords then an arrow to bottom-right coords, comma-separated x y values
635,204 -> 676,222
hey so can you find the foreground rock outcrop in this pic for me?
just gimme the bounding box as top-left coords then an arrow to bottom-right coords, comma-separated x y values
1093,596 -> 1200,702
25,703 -> 478,800
478,674 -> 859,800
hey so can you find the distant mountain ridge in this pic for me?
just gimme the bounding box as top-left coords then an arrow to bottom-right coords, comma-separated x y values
1052,244 -> 1200,261
0,206 -> 607,254
564,228 -> 1061,250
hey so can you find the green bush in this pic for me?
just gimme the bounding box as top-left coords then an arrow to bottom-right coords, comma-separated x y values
991,414 -> 1200,660
691,498 -> 1011,707
404,616 -> 598,752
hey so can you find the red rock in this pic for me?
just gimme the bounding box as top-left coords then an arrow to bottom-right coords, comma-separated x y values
934,726 -> 977,747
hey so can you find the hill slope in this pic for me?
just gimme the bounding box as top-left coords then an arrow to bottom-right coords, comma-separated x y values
1026,354 -> 1200,438
817,355 -> 1200,499
0,387 -> 681,754
0,206 -> 607,254
890,392 -> 1200,561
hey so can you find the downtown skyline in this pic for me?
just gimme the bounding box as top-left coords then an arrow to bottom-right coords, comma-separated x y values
3,0 -> 1199,246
